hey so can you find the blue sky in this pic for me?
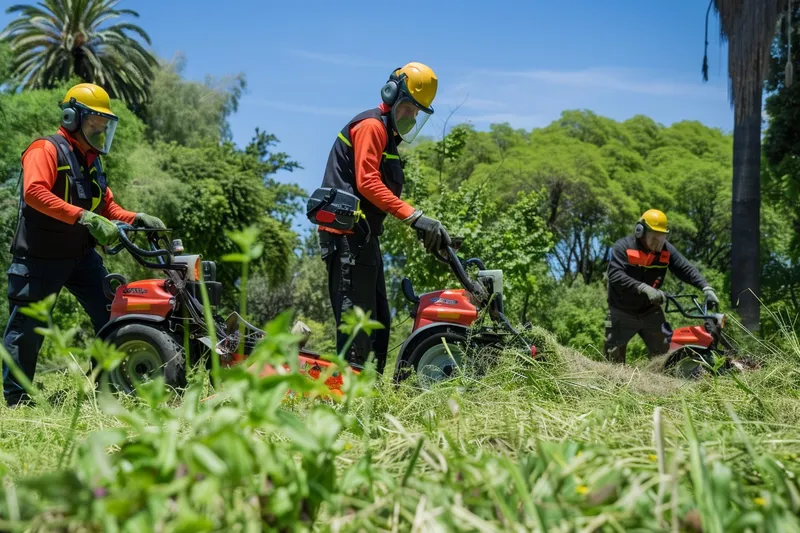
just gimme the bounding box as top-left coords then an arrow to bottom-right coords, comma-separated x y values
2,0 -> 733,220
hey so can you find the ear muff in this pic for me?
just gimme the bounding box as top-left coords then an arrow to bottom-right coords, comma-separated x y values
60,98 -> 79,132
380,67 -> 405,107
634,221 -> 645,239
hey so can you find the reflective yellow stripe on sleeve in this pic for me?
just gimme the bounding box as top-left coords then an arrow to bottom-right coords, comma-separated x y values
338,130 -> 399,161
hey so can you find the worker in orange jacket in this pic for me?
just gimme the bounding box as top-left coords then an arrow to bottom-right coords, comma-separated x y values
317,62 -> 450,374
3,83 -> 165,407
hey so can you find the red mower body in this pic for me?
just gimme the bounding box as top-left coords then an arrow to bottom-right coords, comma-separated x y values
99,224 -> 359,400
106,278 -> 352,399
242,353 -> 348,398
669,325 -> 714,351
413,289 -> 478,331
109,279 -> 175,320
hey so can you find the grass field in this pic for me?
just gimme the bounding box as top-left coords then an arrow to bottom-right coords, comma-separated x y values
1,299 -> 800,532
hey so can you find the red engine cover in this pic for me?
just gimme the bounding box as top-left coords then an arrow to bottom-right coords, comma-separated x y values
414,289 -> 478,330
669,325 -> 713,350
110,279 -> 175,320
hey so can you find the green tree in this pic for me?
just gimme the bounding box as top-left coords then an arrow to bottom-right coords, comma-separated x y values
141,55 -> 247,147
622,115 -> 664,157
147,133 -> 302,298
0,0 -> 158,110
544,109 -> 634,148
756,3 -> 800,324
464,126 -> 637,284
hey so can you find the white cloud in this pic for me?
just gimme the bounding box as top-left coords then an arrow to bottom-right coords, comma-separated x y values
476,67 -> 726,98
254,51 -> 733,131
245,97 -> 357,117
434,94 -> 507,111
287,49 -> 386,68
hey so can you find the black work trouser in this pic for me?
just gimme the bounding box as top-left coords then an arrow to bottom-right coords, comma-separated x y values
603,305 -> 670,364
319,230 -> 390,374
3,249 -> 111,406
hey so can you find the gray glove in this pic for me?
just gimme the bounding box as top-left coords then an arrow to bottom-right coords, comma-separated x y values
638,283 -> 666,305
135,213 -> 166,230
404,210 -> 451,253
703,286 -> 719,307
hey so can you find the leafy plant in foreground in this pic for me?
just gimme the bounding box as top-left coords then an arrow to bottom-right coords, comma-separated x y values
0,229 -> 799,531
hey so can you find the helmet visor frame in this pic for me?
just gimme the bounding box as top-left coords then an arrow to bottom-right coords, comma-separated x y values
75,104 -> 118,155
391,97 -> 432,144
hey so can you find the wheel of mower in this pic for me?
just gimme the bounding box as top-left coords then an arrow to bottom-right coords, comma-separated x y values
406,331 -> 467,389
663,347 -> 712,380
103,323 -> 186,394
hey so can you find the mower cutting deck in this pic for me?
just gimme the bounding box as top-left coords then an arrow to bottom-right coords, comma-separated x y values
96,223 -> 352,396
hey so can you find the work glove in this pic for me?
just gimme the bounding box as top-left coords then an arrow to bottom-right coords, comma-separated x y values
135,212 -> 166,230
703,286 -> 719,308
78,211 -> 119,246
637,283 -> 666,305
404,210 -> 451,253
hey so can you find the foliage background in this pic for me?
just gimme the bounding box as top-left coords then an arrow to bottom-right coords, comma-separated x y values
0,54 -> 797,363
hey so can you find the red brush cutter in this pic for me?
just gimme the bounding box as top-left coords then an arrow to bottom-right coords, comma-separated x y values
96,223 -> 351,397
659,292 -> 759,378
392,239 -> 538,389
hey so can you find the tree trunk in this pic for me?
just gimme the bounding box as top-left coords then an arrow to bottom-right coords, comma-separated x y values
521,291 -> 530,325
730,83 -> 763,331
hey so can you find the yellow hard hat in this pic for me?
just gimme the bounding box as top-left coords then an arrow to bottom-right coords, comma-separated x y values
59,83 -> 118,154
639,209 -> 669,233
396,62 -> 438,110
61,83 -> 116,117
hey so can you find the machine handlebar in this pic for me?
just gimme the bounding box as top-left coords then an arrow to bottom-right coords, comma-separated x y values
432,245 -> 485,298
664,293 -> 719,320
105,223 -> 187,273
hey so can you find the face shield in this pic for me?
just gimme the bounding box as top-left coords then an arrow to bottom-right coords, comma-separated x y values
391,97 -> 432,144
79,106 -> 118,155
644,230 -> 668,252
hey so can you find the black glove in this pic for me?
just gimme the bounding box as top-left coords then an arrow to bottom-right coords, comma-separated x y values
405,210 -> 451,253
637,283 -> 666,305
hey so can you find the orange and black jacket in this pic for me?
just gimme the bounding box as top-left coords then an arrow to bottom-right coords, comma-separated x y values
607,234 -> 707,314
10,127 -> 136,259
319,103 -> 414,236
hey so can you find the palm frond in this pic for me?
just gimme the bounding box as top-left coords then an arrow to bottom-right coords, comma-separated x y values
0,0 -> 158,107
702,0 -> 714,82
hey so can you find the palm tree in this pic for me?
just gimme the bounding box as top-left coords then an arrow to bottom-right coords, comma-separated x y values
0,0 -> 158,110
702,0 -> 784,331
